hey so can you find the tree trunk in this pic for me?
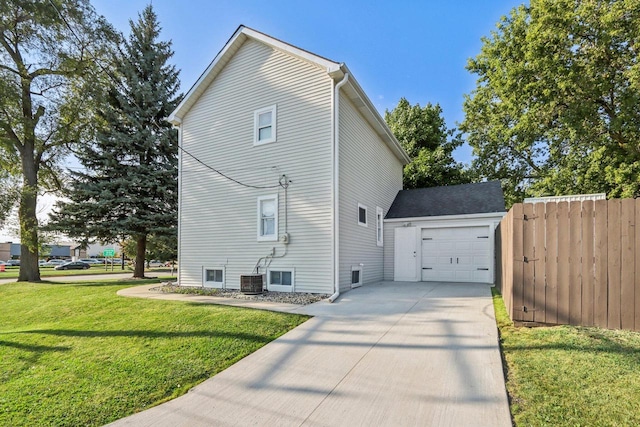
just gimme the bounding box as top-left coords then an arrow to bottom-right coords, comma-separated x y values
133,234 -> 146,278
18,152 -> 40,282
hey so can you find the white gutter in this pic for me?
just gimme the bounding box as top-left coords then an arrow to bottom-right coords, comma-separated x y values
329,72 -> 349,303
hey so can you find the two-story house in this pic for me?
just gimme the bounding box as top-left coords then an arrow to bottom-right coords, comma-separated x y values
168,26 -> 411,298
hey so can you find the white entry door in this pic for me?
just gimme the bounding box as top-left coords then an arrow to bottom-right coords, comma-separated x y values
394,227 -> 418,281
421,226 -> 491,283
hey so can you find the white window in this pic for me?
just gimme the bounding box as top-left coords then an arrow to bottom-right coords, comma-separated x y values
257,194 -> 278,241
376,207 -> 384,247
203,267 -> 224,288
267,267 -> 295,292
254,105 -> 277,145
351,265 -> 363,288
357,203 -> 368,227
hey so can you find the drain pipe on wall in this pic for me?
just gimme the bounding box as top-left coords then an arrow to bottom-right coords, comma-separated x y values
328,71 -> 349,303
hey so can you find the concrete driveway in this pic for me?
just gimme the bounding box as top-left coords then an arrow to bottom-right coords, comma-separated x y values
109,281 -> 511,426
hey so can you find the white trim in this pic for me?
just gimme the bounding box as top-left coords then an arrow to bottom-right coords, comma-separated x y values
384,212 -> 507,223
351,265 -> 363,288
257,194 -> 279,241
266,267 -> 295,292
357,203 -> 368,227
376,206 -> 384,247
203,266 -> 225,288
177,125 -> 183,286
253,105 -> 277,146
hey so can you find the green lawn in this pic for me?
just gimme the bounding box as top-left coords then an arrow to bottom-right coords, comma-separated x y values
0,265 -> 175,279
0,279 -> 309,426
492,288 -> 640,426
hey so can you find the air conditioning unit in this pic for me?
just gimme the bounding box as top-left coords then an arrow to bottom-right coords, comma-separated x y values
240,274 -> 264,295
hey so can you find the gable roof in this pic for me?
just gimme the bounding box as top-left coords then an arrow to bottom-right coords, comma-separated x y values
386,181 -> 506,219
167,25 -> 410,164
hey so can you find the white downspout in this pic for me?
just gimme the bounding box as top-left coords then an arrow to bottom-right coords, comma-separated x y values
328,72 -> 349,303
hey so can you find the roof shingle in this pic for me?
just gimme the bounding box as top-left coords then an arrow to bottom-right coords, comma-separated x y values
386,181 -> 506,219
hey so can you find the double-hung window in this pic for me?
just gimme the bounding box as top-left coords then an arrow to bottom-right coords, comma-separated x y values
257,194 -> 278,241
254,105 -> 277,145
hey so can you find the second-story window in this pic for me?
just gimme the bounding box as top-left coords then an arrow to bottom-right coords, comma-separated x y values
254,105 -> 277,145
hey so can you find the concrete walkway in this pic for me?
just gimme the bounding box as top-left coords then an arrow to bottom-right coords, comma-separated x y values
109,281 -> 512,427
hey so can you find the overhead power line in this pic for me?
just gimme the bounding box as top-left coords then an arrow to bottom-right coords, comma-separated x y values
47,0 -> 285,191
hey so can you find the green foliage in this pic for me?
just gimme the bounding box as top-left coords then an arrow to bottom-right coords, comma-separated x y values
50,5 -> 182,277
385,98 -> 469,189
0,0 -> 116,281
462,0 -> 640,206
0,280 -> 308,426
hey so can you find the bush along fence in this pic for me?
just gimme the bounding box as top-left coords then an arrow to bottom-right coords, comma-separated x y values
496,198 -> 640,332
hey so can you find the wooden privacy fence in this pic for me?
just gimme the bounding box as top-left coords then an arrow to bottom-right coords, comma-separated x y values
496,198 -> 640,332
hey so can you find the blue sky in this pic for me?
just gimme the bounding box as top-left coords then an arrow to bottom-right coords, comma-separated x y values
93,0 -> 526,164
3,0 -> 527,241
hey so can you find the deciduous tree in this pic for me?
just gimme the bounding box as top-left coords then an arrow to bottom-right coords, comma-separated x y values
385,98 -> 469,189
0,0 -> 115,281
461,0 -> 640,206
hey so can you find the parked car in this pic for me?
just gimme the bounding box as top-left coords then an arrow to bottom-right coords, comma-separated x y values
55,261 -> 91,270
42,259 -> 66,267
79,258 -> 103,265
6,259 -> 20,266
147,260 -> 166,268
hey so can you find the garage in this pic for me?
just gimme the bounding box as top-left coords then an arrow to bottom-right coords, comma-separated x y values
421,226 -> 491,282
384,182 -> 507,284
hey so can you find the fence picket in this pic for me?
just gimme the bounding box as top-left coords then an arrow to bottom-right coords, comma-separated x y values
581,200 -> 594,326
533,202 -> 547,323
545,202 -> 559,324
557,202 -> 570,325
568,202 -> 583,325
523,203 -> 535,322
608,199 -> 622,329
512,204 -> 524,321
594,200 -> 608,328
620,198 -> 635,331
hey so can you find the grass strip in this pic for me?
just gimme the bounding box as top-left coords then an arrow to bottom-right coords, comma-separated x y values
0,280 -> 308,426
492,288 -> 640,426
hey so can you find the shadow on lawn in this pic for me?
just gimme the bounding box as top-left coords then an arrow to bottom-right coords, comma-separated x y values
505,329 -> 640,361
0,339 -> 70,353
15,328 -> 274,343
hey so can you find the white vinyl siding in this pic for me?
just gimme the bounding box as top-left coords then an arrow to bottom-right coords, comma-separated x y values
178,39 -> 334,293
338,93 -> 403,291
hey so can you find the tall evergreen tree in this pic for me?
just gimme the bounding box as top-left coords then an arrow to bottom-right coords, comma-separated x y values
51,5 -> 181,278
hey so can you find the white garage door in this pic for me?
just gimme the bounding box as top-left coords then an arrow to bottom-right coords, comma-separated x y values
421,226 -> 491,283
